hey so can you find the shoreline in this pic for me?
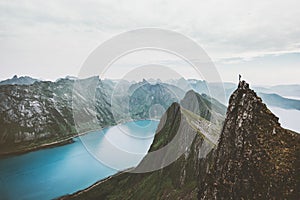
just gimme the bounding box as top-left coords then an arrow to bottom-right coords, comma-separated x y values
0,119 -> 159,158
0,137 -> 75,158
58,168 -> 133,200
0,126 -> 110,158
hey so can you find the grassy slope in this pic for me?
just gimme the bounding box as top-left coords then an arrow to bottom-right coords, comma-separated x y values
60,103 -> 221,200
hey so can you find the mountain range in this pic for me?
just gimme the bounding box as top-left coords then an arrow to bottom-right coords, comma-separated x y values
0,75 -> 299,199
173,78 -> 300,110
0,77 -> 188,154
0,75 -> 39,86
61,80 -> 300,200
1,75 -> 299,155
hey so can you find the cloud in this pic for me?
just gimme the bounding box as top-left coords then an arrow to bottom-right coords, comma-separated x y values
1,0 -> 300,56
0,0 -> 299,83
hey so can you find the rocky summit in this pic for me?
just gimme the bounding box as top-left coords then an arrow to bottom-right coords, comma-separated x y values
198,80 -> 300,199
61,80 -> 300,200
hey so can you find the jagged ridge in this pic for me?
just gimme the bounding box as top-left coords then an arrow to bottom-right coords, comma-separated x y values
199,81 -> 300,199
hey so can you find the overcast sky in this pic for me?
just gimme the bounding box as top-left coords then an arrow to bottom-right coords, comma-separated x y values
0,0 -> 299,85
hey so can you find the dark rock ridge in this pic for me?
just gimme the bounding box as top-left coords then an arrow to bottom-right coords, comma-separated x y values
198,81 -> 300,199
61,80 -> 300,200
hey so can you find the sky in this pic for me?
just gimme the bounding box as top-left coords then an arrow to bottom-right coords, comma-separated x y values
0,0 -> 300,85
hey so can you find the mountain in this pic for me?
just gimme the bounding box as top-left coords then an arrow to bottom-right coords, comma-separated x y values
180,90 -> 226,126
198,81 -> 300,199
112,79 -> 185,122
225,88 -> 300,111
0,77 -> 186,154
173,79 -> 300,111
60,90 -> 225,200
0,75 -> 39,85
61,80 -> 300,200
258,92 -> 300,110
0,77 -> 115,154
270,84 -> 300,97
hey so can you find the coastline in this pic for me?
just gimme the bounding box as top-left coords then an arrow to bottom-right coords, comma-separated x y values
0,138 -> 75,158
0,118 -> 159,158
58,168 -> 133,200
0,127 -> 109,158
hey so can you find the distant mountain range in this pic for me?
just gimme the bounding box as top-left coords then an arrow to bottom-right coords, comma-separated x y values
170,78 -> 300,111
61,80 -> 299,200
0,75 -> 39,85
0,77 -> 199,154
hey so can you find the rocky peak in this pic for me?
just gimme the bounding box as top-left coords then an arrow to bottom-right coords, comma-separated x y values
227,80 -> 280,129
199,80 -> 299,199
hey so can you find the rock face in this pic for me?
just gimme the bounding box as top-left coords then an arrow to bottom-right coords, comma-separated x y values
199,81 -> 300,199
0,77 -> 115,153
62,80 -> 299,200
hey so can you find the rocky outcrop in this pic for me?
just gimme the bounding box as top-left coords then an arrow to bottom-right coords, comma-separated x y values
198,81 -> 300,199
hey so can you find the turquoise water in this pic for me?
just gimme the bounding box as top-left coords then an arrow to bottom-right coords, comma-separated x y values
0,120 -> 159,200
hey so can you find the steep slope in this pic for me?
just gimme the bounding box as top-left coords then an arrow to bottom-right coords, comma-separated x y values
0,77 -> 115,154
61,91 -> 224,200
198,81 -> 300,199
180,90 -> 226,126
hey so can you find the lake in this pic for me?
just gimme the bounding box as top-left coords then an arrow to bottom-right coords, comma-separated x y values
0,120 -> 159,200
